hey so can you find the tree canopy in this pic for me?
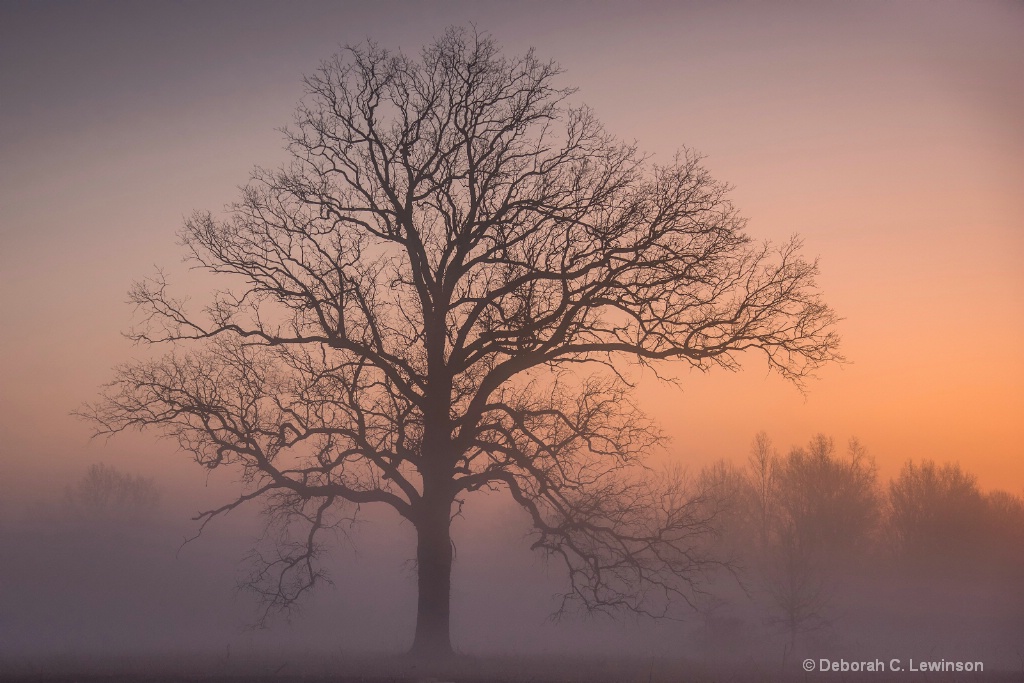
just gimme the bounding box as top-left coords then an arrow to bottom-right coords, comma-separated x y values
82,27 -> 841,655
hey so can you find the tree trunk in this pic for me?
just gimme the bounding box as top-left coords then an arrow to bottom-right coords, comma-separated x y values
410,480 -> 455,657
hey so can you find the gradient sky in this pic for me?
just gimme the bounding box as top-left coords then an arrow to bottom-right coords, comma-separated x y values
1,0 -> 1022,507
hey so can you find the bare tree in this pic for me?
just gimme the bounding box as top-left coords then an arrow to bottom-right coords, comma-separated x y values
888,459 -> 987,570
762,436 -> 876,649
63,462 -> 161,524
80,28 -> 840,656
776,436 -> 878,562
764,524 -> 832,653
983,489 -> 1024,576
746,431 -> 779,549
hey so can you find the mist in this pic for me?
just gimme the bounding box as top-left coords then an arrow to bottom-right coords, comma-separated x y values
2,2 -> 1022,680
2,443 -> 1022,678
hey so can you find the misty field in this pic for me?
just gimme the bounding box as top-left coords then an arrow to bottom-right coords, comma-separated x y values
2,445 -> 1022,682
2,2 -> 1023,682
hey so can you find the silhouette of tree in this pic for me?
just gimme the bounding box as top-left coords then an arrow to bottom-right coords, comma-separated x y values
984,489 -> 1024,575
763,435 -> 877,648
62,462 -> 161,524
80,27 -> 840,655
696,459 -> 752,551
746,431 -> 779,549
764,524 -> 831,653
776,436 -> 878,561
888,460 -> 987,569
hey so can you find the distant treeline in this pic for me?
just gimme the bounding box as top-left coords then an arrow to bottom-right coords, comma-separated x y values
12,448 -> 1023,663
693,433 -> 1024,651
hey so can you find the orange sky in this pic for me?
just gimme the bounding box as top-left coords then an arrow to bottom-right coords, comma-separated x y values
1,1 -> 1021,501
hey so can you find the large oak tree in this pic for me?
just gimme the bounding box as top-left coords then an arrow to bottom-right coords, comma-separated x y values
83,28 -> 840,656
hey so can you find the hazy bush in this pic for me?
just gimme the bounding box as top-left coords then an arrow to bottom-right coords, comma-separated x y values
888,460 -> 986,570
62,463 -> 161,525
982,489 -> 1024,574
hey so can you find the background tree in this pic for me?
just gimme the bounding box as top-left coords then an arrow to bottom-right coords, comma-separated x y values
888,460 -> 988,571
81,27 -> 840,656
983,489 -> 1024,578
62,462 -> 161,525
775,435 -> 878,561
762,435 -> 877,648
689,459 -> 755,649
746,431 -> 779,550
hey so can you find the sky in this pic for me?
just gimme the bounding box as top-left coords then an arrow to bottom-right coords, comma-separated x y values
1,0 -> 1022,511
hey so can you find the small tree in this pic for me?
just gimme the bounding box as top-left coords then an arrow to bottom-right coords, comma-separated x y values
63,462 -> 161,524
81,28 -> 840,655
764,436 -> 877,648
984,489 -> 1024,573
746,431 -> 779,549
775,436 -> 878,560
888,459 -> 987,568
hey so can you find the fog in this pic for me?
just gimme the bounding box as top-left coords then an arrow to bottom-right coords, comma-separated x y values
1,474 -> 689,659
2,445 -> 1021,678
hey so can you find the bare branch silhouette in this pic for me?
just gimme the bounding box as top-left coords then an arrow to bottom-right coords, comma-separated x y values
79,26 -> 841,656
